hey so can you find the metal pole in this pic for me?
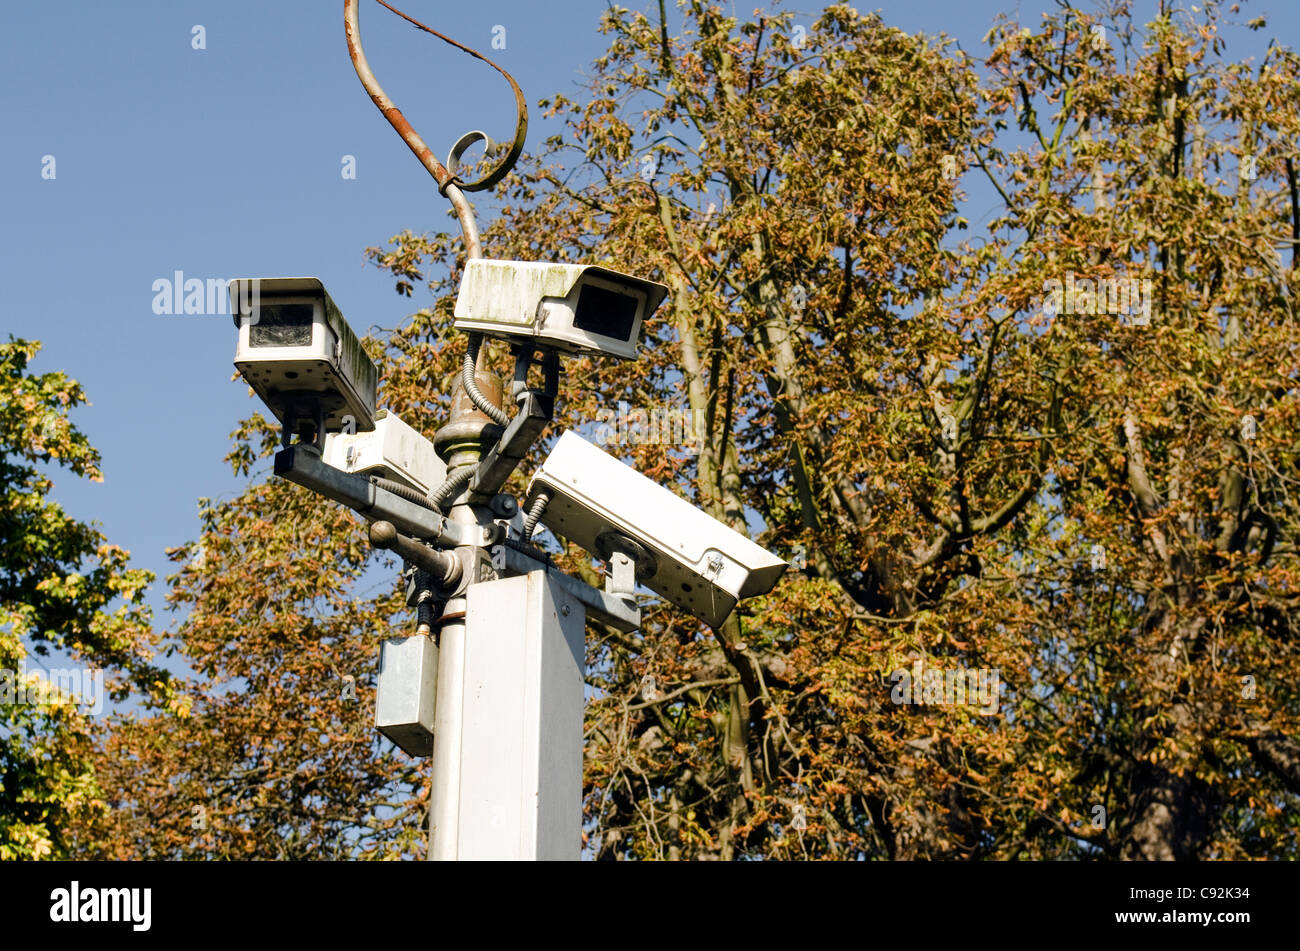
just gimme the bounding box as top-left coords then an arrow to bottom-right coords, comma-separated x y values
341,0 -> 543,860
427,610 -> 466,859
426,368 -> 504,859
455,572 -> 585,860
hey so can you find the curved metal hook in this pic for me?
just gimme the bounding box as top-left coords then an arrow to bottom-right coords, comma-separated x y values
344,0 -> 528,195
345,0 -> 480,256
448,131 -> 494,184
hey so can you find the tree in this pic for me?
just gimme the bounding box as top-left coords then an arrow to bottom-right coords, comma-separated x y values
0,337 -> 163,859
82,410 -> 428,860
89,0 -> 1300,860
433,0 -> 1296,859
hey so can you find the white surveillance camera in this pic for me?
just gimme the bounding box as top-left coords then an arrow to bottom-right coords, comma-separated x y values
524,431 -> 787,628
323,410 -> 447,495
453,259 -> 669,360
231,277 -> 378,434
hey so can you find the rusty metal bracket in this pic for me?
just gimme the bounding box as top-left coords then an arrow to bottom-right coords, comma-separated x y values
344,0 -> 528,204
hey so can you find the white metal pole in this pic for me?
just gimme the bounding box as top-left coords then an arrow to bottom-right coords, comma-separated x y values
452,571 -> 585,860
427,605 -> 466,860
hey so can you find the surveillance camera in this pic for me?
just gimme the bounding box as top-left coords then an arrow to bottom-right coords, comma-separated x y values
524,431 -> 787,628
230,277 -> 378,435
453,259 -> 669,360
323,410 -> 447,495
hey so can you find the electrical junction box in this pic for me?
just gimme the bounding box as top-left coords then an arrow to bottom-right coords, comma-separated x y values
376,633 -> 439,758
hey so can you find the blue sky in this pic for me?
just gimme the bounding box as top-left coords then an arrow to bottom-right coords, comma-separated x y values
1,0 -> 1291,633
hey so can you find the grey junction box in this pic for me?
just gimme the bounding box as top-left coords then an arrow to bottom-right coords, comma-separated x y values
376,633 -> 439,757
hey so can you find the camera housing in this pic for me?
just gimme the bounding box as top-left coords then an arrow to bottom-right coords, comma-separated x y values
524,431 -> 787,628
453,259 -> 669,360
323,410 -> 447,495
230,277 -> 378,434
